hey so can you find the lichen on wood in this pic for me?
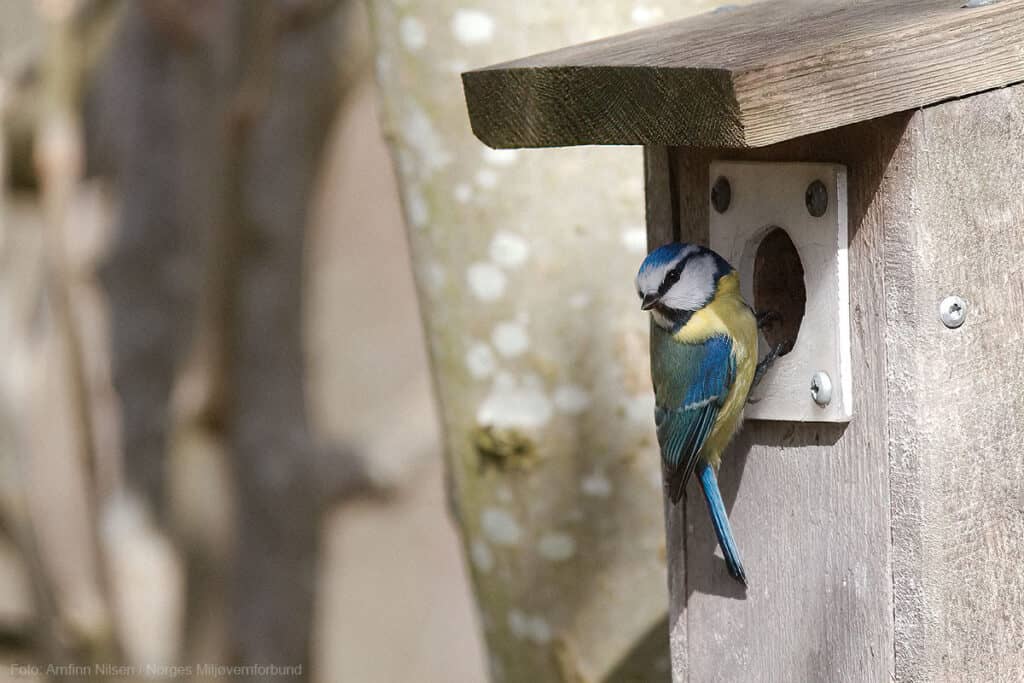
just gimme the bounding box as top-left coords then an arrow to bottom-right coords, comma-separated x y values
366,1 -> 745,680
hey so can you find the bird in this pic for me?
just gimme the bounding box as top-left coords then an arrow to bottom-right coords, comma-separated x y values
636,242 -> 763,586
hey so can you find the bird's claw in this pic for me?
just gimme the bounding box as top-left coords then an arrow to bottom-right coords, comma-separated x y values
752,338 -> 795,388
752,310 -> 794,389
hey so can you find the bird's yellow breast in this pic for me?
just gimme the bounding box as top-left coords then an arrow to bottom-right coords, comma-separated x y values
676,272 -> 758,467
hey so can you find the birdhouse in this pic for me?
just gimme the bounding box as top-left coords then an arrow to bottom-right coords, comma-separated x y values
462,1 -> 1024,680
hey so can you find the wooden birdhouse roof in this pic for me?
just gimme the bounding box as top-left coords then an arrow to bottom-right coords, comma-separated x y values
462,0 -> 1024,149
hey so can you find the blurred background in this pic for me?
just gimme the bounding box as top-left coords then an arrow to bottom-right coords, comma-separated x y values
1,1 -> 484,680
0,1 -> 741,681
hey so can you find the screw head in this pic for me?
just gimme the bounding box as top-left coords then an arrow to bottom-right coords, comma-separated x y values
805,180 -> 828,217
810,371 -> 833,406
711,176 -> 731,213
939,296 -> 967,328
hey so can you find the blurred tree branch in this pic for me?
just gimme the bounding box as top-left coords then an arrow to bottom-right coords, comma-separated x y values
219,0 -> 378,669
88,0 -> 376,675
34,0 -> 123,669
3,0 -> 119,191
0,1 -> 124,678
2,0 -> 380,675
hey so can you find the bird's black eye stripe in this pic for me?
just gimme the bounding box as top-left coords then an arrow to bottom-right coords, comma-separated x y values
658,263 -> 685,295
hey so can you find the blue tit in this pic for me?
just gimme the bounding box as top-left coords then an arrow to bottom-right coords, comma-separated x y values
636,242 -> 758,586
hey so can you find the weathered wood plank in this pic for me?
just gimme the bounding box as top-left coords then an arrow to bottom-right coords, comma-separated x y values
644,145 -> 684,680
884,86 -> 1024,682
670,114 -> 908,681
644,146 -> 677,246
463,0 -> 1024,149
665,84 -> 1024,681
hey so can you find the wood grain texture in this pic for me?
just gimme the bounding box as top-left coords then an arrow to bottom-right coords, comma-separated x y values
463,0 -> 1024,149
668,114 -> 910,681
645,146 -> 684,681
884,86 -> 1024,682
664,85 -> 1024,681
644,146 -> 677,245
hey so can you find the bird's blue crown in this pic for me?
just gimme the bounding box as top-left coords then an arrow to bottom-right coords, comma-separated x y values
636,243 -> 733,291
639,242 -> 690,272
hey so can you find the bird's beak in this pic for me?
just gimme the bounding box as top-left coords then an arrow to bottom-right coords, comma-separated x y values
641,293 -> 660,311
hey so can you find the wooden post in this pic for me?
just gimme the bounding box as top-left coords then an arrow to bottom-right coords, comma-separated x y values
464,1 -> 1024,680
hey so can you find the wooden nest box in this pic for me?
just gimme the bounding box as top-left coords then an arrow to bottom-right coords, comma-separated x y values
462,0 -> 1024,681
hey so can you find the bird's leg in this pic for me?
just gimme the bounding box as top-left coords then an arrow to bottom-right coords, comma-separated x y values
752,309 -> 791,389
752,338 -> 795,388
753,344 -> 781,387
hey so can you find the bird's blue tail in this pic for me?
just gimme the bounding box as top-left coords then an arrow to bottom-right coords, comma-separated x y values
697,464 -> 747,586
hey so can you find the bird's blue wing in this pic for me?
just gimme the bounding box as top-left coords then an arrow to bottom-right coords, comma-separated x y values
651,332 -> 736,503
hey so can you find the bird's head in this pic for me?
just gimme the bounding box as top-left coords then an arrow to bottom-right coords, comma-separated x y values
635,243 -> 733,330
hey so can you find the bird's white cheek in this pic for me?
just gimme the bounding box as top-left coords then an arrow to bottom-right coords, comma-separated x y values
661,279 -> 712,312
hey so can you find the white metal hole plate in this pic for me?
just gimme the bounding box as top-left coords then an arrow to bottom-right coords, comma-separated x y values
709,161 -> 852,422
